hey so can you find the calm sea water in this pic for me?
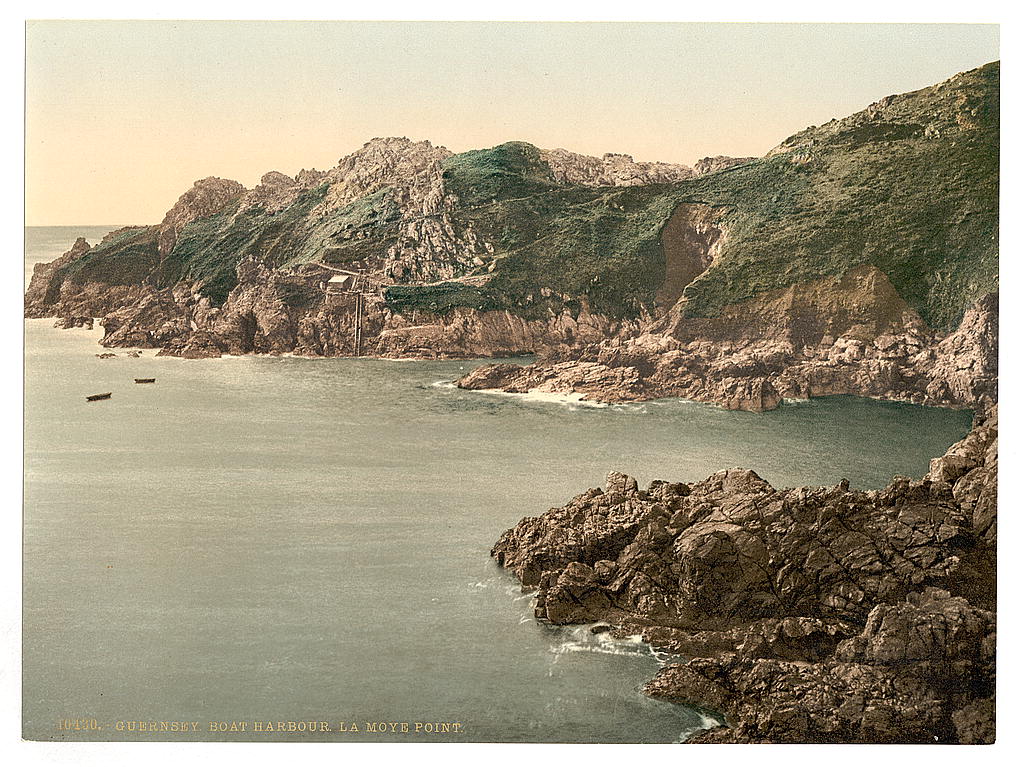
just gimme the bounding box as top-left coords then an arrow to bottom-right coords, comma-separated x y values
23,227 -> 974,742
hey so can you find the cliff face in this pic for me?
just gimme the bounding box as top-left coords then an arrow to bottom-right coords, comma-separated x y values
454,62 -> 998,411
25,228 -> 163,320
457,275 -> 998,412
23,136 -> 751,359
77,253 -> 642,359
492,408 -> 997,743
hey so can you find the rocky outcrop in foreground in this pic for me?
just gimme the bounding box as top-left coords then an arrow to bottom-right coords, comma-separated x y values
492,408 -> 997,743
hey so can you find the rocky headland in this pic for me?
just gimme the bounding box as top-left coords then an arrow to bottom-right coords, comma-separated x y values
492,407 -> 997,743
24,140 -> 730,360
455,61 -> 999,414
26,64 -> 998,422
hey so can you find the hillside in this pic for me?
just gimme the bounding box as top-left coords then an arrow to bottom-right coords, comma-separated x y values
26,63 -> 997,379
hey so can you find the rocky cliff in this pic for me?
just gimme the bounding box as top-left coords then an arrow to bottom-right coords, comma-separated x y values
26,62 -> 1000,745
23,136 -> 750,359
492,407 -> 997,743
457,276 -> 998,412
26,63 -> 998,413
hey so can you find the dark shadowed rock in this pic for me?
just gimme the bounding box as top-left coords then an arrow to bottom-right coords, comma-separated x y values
25,238 -> 92,317
156,330 -> 227,359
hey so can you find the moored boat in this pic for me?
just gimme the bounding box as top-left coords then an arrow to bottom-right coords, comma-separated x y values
134,378 -> 156,384
86,393 -> 112,402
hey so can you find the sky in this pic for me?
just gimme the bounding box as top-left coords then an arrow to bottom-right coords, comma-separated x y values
25,21 -> 999,226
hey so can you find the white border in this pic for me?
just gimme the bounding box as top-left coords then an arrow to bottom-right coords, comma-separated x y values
4,3 -> 1019,767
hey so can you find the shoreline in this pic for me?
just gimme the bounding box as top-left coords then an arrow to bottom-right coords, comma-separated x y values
27,316 -> 984,425
454,291 -> 997,415
30,316 -> 981,422
24,312 -> 990,743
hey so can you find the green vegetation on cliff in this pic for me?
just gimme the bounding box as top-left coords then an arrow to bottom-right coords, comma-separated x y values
384,282 -> 489,314
390,63 -> 998,329
158,186 -> 329,303
58,226 -> 161,285
453,184 -> 683,319
502,65 -> 994,329
676,61 -> 999,331
441,141 -> 560,206
151,185 -> 405,303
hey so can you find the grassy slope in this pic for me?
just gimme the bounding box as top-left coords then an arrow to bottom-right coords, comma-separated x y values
154,185 -> 404,303
57,226 -> 162,286
158,187 -> 327,303
427,64 -> 997,330
678,62 -> 999,331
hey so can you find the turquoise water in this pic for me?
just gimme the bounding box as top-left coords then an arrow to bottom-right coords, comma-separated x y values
23,227 -> 974,742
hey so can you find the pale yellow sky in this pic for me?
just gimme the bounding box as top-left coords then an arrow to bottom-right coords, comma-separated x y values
25,21 -> 998,226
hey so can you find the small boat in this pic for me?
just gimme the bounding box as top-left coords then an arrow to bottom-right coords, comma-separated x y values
134,378 -> 156,384
86,393 -> 112,402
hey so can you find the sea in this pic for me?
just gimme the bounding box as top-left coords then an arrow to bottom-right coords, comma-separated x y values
22,226 -> 974,742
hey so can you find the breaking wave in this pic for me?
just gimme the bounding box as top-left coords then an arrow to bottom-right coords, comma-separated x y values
550,624 -> 657,660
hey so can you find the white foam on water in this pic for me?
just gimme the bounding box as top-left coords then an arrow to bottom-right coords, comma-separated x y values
467,386 -> 610,409
697,710 -> 724,729
651,647 -> 686,664
609,402 -> 649,414
782,397 -> 813,405
463,386 -> 718,416
550,625 -> 656,659
467,576 -> 530,597
553,640 -> 654,658
674,710 -> 726,743
522,389 -> 607,408
430,379 -> 458,389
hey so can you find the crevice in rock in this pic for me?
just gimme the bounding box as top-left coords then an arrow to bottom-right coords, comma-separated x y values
654,202 -> 726,313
